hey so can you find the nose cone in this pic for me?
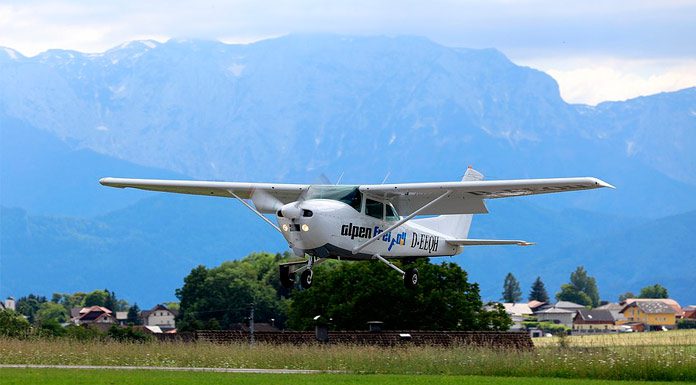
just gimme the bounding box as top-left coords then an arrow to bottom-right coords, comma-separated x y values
277,199 -> 344,252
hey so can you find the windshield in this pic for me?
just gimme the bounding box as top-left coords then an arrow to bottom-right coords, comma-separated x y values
305,186 -> 362,212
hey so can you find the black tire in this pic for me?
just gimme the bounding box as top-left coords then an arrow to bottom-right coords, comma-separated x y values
404,268 -> 419,289
280,265 -> 295,289
300,269 -> 313,289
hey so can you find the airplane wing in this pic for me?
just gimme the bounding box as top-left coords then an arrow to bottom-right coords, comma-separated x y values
360,177 -> 614,215
99,177 -> 309,212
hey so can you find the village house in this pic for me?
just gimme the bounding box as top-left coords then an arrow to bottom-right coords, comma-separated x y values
683,308 -> 696,320
527,300 -> 548,312
572,309 -> 616,334
496,303 -> 534,331
534,307 -> 575,328
0,297 -> 16,311
141,304 -> 177,331
72,306 -> 116,325
554,301 -> 586,313
596,302 -> 628,324
502,303 -> 533,317
620,301 -> 676,331
115,311 -> 129,326
621,298 -> 682,318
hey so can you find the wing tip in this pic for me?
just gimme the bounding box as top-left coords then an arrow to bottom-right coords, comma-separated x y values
99,177 -> 121,187
594,178 -> 616,189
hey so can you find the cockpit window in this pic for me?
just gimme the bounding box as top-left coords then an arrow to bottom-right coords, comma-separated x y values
365,199 -> 384,220
305,186 -> 362,212
385,203 -> 399,221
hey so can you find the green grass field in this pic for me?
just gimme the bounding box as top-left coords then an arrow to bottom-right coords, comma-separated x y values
1,369 -> 694,385
1,330 -> 695,383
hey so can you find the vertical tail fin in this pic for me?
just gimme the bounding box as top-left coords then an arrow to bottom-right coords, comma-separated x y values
412,167 -> 484,238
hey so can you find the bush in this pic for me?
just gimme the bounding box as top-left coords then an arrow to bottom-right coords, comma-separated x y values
678,319 -> 696,330
522,321 -> 539,329
0,310 -> 31,338
63,324 -> 105,341
36,319 -> 66,337
538,321 -> 570,335
107,325 -> 153,343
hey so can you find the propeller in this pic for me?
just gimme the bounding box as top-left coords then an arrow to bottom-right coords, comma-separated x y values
250,189 -> 284,213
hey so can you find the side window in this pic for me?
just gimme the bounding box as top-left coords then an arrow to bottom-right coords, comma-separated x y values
385,203 -> 399,221
349,189 -> 362,212
365,199 -> 383,220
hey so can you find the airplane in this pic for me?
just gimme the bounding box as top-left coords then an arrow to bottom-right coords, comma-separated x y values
100,167 -> 613,289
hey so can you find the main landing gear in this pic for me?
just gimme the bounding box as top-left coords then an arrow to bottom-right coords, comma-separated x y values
404,267 -> 419,289
372,254 -> 419,289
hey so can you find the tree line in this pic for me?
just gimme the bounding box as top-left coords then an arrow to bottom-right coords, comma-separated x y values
175,252 -> 513,331
501,267 -> 670,306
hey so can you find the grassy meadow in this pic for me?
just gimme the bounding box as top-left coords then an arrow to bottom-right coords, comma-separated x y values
1,330 -> 695,382
2,369 -> 695,385
533,329 -> 696,348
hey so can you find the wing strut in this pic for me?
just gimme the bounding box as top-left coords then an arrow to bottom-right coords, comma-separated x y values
352,189 -> 452,254
229,191 -> 282,234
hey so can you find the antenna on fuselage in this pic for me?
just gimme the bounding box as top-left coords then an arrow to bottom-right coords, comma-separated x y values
380,171 -> 391,184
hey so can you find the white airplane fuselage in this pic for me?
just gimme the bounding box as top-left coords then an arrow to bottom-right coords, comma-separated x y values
276,199 -> 460,260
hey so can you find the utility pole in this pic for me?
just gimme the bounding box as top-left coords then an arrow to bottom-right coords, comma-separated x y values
249,302 -> 255,346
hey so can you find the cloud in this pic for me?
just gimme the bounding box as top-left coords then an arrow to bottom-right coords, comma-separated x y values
523,57 -> 696,105
1,1 -> 694,104
2,0 -> 695,57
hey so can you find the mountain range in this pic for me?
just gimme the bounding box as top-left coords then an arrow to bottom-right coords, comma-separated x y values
1,35 -> 694,306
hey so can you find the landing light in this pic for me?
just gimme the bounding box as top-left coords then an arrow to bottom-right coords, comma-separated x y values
281,224 -> 289,232
301,224 -> 310,232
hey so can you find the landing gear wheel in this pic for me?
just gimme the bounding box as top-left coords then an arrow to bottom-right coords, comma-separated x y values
404,268 -> 419,289
300,269 -> 313,289
280,265 -> 295,289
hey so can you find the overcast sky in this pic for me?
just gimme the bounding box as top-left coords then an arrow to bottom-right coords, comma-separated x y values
1,0 -> 695,104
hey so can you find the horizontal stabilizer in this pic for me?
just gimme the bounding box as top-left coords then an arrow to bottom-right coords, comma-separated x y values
446,239 -> 534,247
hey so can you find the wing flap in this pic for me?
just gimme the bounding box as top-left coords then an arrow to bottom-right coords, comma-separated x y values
447,239 -> 534,246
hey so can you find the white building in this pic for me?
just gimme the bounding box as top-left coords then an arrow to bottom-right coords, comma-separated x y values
534,307 -> 575,328
1,297 -> 15,311
142,304 -> 177,331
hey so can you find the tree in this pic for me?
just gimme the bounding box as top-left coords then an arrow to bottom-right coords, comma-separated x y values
501,273 -> 522,303
36,302 -> 69,324
103,289 -> 117,311
288,259 -> 510,331
556,266 -> 600,307
37,319 -> 66,337
51,292 -> 88,312
0,310 -> 31,337
479,302 -> 514,331
618,292 -> 635,302
639,284 -> 669,299
16,294 -> 47,323
84,290 -> 108,308
176,252 -> 292,331
127,304 -> 142,325
556,284 -> 592,307
529,276 -> 549,302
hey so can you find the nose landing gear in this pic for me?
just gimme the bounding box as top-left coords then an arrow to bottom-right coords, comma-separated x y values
300,269 -> 313,289
279,256 -> 323,290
